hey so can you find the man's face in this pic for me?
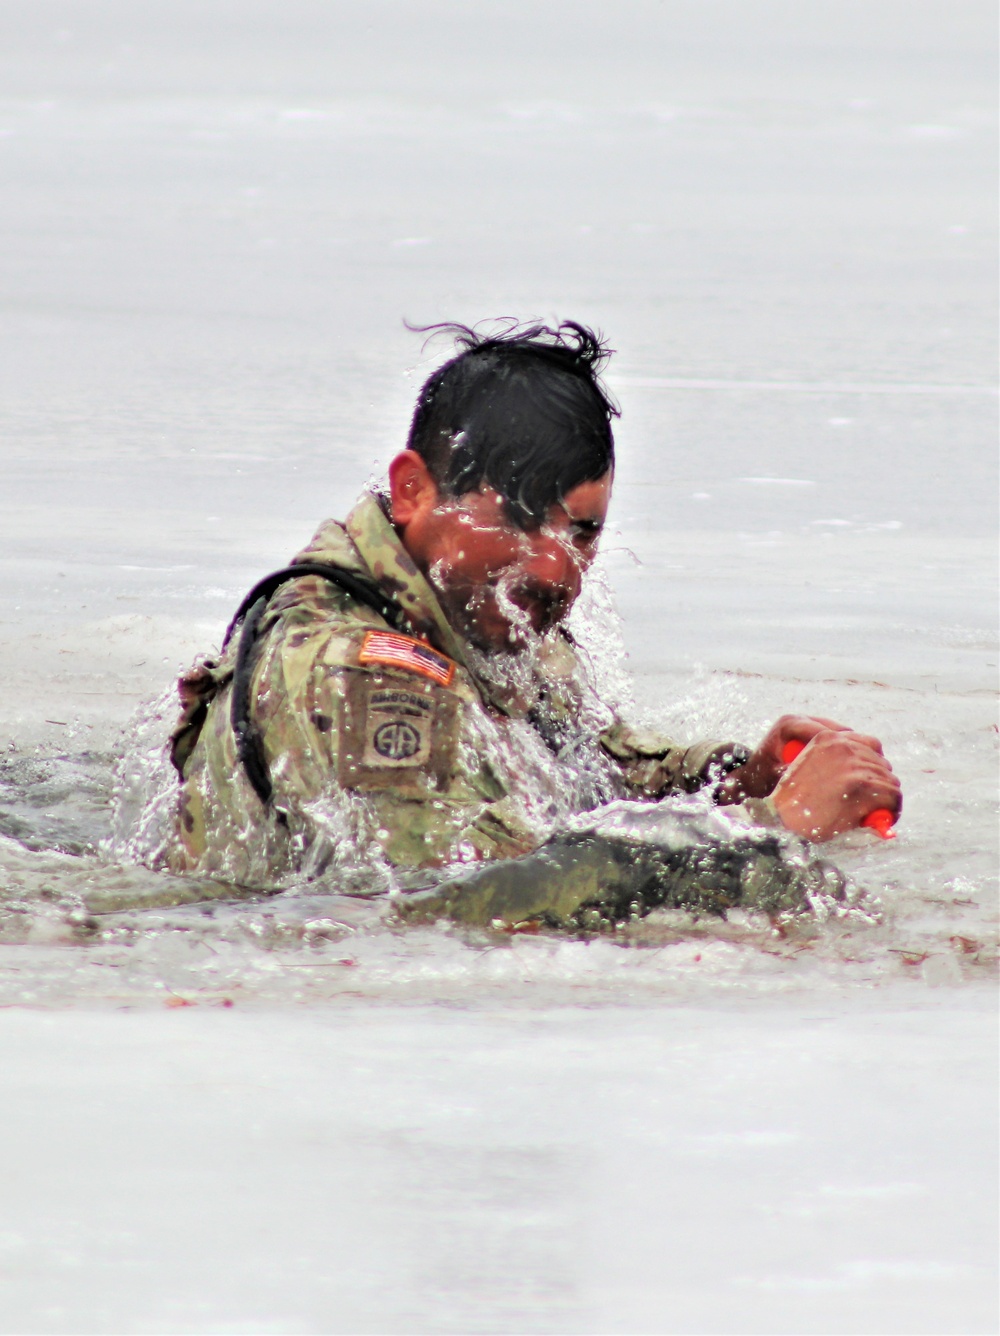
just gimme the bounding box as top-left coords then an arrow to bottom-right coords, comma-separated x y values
391,455 -> 612,653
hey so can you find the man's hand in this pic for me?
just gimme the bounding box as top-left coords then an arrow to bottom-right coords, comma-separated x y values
720,714 -> 854,800
770,729 -> 902,841
717,714 -> 902,842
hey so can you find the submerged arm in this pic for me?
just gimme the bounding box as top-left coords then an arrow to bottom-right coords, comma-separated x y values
396,825 -> 848,930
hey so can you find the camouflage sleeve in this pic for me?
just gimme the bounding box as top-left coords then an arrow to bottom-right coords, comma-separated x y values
599,720 -> 749,798
396,827 -> 848,930
248,580 -> 541,869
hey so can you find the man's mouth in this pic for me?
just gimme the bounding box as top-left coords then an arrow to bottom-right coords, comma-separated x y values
429,561 -> 570,649
510,590 -> 566,635
504,583 -> 568,638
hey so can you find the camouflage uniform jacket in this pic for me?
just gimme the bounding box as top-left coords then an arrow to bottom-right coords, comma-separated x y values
166,492 -> 743,888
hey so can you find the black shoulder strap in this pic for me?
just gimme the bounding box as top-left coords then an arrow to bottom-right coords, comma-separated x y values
222,561 -> 409,650
227,562 -> 410,808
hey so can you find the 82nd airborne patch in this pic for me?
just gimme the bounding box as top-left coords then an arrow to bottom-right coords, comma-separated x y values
338,669 -> 458,792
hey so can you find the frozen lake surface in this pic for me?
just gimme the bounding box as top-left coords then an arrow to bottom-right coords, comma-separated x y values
2,1002 -> 996,1335
0,2 -> 996,1331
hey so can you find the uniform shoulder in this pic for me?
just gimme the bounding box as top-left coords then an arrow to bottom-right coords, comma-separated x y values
259,513 -> 385,637
290,517 -> 367,573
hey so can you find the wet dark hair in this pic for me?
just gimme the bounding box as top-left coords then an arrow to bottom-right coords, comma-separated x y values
405,319 -> 619,529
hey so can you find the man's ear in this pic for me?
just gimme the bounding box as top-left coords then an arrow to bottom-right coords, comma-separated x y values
388,450 -> 440,526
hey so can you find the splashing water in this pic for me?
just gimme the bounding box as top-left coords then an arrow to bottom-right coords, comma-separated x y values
0,552 -> 994,1008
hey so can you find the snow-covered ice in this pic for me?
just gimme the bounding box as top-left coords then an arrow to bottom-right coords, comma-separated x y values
1,1002 -> 995,1334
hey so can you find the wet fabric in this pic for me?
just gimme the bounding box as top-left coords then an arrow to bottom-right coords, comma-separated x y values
164,491 -> 742,888
398,826 -> 849,931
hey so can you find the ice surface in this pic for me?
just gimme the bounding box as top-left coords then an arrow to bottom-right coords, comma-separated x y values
0,1 -> 996,1331
0,1003 -> 995,1335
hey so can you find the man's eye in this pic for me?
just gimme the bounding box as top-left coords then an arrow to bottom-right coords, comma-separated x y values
571,522 -> 602,545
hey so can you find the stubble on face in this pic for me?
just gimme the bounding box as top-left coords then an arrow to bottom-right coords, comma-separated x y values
420,478 -> 611,655
430,558 -> 549,654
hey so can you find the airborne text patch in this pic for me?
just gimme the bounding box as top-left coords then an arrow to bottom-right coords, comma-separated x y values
338,670 -> 457,792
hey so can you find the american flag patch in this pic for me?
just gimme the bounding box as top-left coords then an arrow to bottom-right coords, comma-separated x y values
358,630 -> 456,687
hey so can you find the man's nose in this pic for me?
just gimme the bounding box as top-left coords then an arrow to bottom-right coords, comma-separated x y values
523,530 -> 583,597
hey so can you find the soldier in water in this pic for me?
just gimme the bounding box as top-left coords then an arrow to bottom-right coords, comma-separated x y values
162,322 -> 901,928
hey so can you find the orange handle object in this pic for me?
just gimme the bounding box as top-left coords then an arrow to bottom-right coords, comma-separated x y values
781,739 -> 896,838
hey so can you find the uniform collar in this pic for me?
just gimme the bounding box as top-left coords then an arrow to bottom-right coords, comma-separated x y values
344,490 -> 476,677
